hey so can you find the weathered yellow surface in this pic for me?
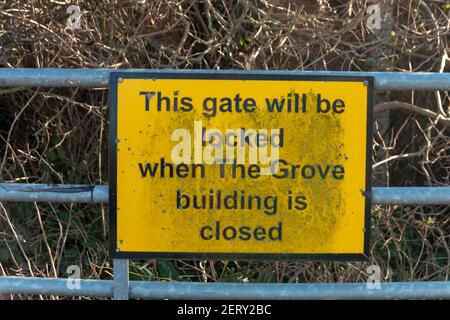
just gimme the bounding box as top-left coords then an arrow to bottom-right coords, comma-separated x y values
114,77 -> 370,256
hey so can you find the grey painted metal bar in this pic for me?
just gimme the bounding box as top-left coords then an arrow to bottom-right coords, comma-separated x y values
0,183 -> 107,203
0,276 -> 113,298
371,186 -> 450,205
113,259 -> 129,300
0,277 -> 448,299
129,281 -> 450,300
0,68 -> 450,91
0,183 -> 449,205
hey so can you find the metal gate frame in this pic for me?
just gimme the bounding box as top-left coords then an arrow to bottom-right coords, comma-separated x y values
0,68 -> 449,300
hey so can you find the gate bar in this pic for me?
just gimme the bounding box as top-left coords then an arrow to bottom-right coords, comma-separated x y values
1,183 -> 450,205
0,68 -> 449,91
0,277 -> 449,299
113,259 -> 129,300
0,276 -> 113,297
0,183 -> 106,203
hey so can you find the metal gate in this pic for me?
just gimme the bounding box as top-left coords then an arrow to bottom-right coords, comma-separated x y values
0,69 -> 449,300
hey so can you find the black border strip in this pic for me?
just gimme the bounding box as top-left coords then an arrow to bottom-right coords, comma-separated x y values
108,71 -> 374,261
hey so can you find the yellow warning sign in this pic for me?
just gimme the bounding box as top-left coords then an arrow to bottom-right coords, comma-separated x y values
109,72 -> 373,260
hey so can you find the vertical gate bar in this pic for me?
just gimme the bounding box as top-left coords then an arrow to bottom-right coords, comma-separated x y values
113,259 -> 129,300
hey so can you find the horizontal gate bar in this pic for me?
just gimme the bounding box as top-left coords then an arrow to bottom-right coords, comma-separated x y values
0,68 -> 449,91
0,183 -> 449,205
0,277 -> 448,299
371,187 -> 450,205
130,280 -> 450,300
0,277 -> 113,298
0,183 -> 107,203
